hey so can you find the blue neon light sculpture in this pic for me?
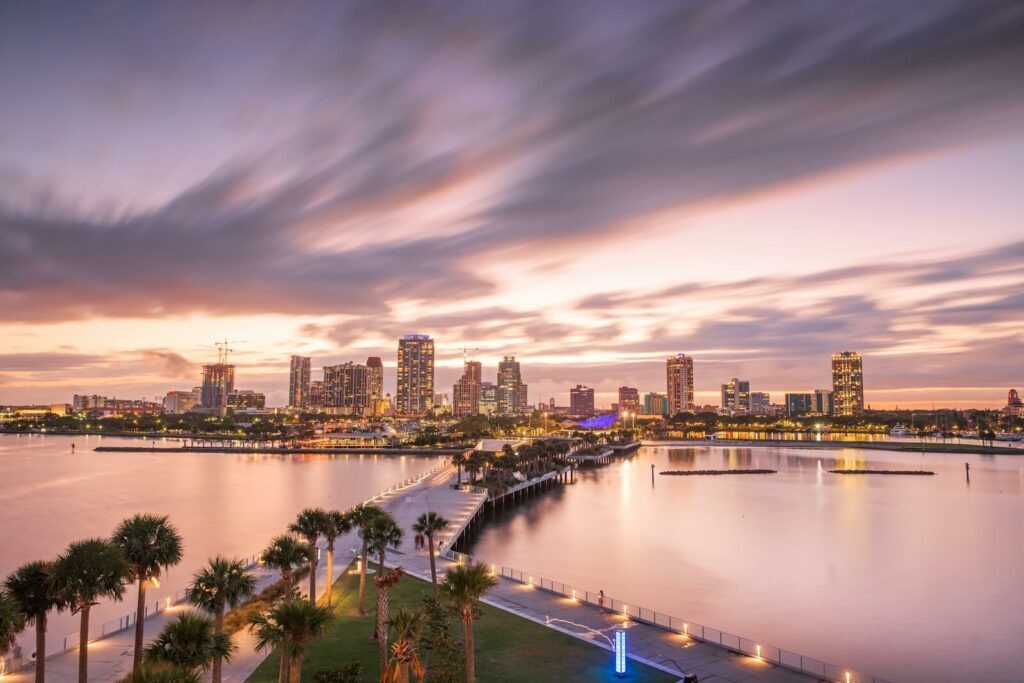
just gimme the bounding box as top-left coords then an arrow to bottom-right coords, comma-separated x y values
614,628 -> 627,676
577,413 -> 617,429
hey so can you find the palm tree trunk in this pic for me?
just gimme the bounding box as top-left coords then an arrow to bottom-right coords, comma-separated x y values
326,541 -> 334,607
34,614 -> 46,683
377,588 -> 389,675
289,654 -> 302,683
78,605 -> 90,683
283,569 -> 292,595
309,550 -> 318,606
278,646 -> 288,683
462,613 -> 476,683
358,538 -> 368,615
427,535 -> 438,595
212,605 -> 225,683
133,579 -> 147,671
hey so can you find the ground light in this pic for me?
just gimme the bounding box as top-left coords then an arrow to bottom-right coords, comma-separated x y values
614,628 -> 627,677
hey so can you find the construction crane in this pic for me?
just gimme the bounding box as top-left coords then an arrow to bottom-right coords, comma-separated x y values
196,338 -> 247,416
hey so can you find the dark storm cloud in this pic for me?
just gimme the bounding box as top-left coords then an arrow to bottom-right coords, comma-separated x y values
1,0 -> 1024,321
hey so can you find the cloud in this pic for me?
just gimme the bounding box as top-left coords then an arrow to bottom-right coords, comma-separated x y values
139,349 -> 197,379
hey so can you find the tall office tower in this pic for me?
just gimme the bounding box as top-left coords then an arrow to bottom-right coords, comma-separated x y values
666,353 -> 694,416
785,393 -> 814,417
831,351 -> 864,416
721,378 -> 751,414
569,385 -> 595,417
750,392 -> 771,415
397,335 -> 435,415
288,355 -> 311,408
497,355 -> 526,415
643,392 -> 668,416
366,357 -> 384,402
618,386 -> 641,414
453,361 -> 482,417
813,389 -> 834,416
479,382 -> 497,416
323,362 -> 370,413
308,380 -> 325,408
201,364 -> 235,409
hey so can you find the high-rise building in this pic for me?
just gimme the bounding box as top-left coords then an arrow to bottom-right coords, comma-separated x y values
785,393 -> 814,417
308,380 -> 325,408
750,391 -> 771,415
618,386 -> 640,414
832,352 -> 864,416
643,392 -> 668,416
366,357 -> 384,402
323,362 -> 370,413
453,361 -> 482,417
288,356 -> 311,408
73,394 -> 108,412
163,391 -> 197,413
666,353 -> 694,416
570,385 -> 595,417
201,364 -> 235,409
497,355 -> 527,415
479,382 -> 497,416
397,335 -> 434,415
813,389 -> 834,416
721,378 -> 751,414
227,390 -> 266,410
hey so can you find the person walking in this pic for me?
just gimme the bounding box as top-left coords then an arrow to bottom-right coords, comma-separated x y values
598,589 -> 605,610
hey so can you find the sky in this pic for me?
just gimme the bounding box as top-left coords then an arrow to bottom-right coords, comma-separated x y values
1,1 -> 1023,409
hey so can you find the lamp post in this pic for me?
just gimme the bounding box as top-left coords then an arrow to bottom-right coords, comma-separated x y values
614,628 -> 627,677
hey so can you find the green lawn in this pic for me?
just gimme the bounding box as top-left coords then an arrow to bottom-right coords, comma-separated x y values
246,563 -> 677,682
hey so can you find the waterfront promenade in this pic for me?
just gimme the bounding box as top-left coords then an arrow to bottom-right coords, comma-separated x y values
648,437 -> 1021,456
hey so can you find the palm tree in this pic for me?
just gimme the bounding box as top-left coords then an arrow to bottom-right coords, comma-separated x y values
49,538 -> 131,683
262,536 -> 314,595
4,561 -> 64,683
249,607 -> 288,683
288,508 -> 330,606
411,512 -> 450,595
252,598 -> 331,683
0,589 -> 26,656
349,503 -> 384,615
186,557 -> 255,683
323,510 -> 352,607
441,563 -> 498,683
383,607 -> 425,683
451,451 -> 467,486
374,567 -> 404,677
127,662 -> 202,683
366,514 -> 404,575
144,610 -> 234,676
111,514 -> 184,672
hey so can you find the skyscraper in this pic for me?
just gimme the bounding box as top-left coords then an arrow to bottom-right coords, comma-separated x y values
570,385 -> 595,417
618,386 -> 640,414
323,362 -> 370,413
479,381 -> 497,416
288,355 -> 311,408
497,355 -> 527,415
453,360 -> 482,417
720,378 -> 751,414
397,335 -> 434,415
666,353 -> 694,416
366,357 -> 384,402
201,363 -> 235,410
750,392 -> 771,415
831,351 -> 864,416
643,392 -> 668,416
785,393 -> 813,417
813,389 -> 834,416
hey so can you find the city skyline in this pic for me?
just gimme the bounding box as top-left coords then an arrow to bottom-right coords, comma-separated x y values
2,3 -> 1023,409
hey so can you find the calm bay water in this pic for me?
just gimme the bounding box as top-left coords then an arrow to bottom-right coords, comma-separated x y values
467,445 -> 1024,683
0,434 -> 443,656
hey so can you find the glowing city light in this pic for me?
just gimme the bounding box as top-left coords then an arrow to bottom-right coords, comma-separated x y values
614,629 -> 627,676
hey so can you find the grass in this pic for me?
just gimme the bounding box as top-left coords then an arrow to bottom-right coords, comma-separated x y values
246,562 -> 677,683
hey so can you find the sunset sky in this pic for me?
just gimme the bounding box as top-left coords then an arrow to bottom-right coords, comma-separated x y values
2,1 -> 1023,409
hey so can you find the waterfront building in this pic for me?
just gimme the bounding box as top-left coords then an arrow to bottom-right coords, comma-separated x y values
227,390 -> 266,410
750,391 -> 771,415
366,356 -> 384,402
814,389 -> 835,416
786,393 -> 814,417
666,353 -> 694,415
308,380 -> 325,408
453,360 -> 482,417
721,378 -> 751,415
201,363 -> 235,409
72,394 -> 108,412
288,355 -> 311,408
570,385 -> 595,417
397,335 -> 435,415
323,362 -> 370,413
479,382 -> 497,416
1005,388 -> 1023,417
163,390 -> 197,413
432,393 -> 451,415
497,355 -> 527,415
832,351 -> 864,416
643,392 -> 668,416
618,386 -> 640,415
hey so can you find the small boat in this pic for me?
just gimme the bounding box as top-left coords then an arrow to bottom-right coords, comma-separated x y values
889,424 -> 912,437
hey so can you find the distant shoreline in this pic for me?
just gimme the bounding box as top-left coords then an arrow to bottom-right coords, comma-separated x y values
645,438 -> 1020,456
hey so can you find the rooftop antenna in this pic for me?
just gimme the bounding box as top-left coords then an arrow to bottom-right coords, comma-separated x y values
462,346 -> 479,364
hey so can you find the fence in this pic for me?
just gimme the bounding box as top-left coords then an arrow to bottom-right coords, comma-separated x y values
437,551 -> 890,683
2,460 -> 450,675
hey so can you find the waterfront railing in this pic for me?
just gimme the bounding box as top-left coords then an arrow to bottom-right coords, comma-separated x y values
440,550 -> 889,683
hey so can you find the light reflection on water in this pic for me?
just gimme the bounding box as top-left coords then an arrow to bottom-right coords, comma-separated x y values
466,445 -> 1024,683
0,434 -> 444,654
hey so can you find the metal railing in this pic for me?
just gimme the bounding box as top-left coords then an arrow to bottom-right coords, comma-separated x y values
436,552 -> 889,683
